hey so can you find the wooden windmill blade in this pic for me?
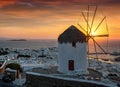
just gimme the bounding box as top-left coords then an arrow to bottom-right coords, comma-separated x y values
92,34 -> 109,37
91,38 -> 108,54
94,16 -> 106,33
77,23 -> 87,34
81,12 -> 91,32
89,5 -> 97,35
93,37 -> 98,58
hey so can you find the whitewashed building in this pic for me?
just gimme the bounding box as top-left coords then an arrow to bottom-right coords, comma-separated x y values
58,25 -> 88,75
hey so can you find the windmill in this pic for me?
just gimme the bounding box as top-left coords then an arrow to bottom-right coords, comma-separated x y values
77,5 -> 109,59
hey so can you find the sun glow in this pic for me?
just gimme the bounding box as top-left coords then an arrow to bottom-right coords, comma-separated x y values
91,31 -> 95,36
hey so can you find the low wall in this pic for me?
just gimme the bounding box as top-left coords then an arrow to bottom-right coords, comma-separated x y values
26,72 -> 108,87
5,68 -> 17,81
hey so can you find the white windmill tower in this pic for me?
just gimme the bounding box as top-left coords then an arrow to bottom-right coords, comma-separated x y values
57,5 -> 109,75
77,5 -> 109,59
58,25 -> 88,75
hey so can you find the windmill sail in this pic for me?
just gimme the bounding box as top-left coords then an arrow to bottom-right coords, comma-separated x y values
78,5 -> 109,59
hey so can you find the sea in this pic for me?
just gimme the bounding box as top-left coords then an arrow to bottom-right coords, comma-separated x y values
0,39 -> 120,60
0,39 -> 57,49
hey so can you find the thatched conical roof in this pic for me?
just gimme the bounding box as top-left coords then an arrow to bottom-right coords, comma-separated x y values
58,25 -> 86,43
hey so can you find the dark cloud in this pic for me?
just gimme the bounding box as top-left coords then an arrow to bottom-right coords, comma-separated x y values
106,0 -> 120,3
0,0 -> 119,12
0,2 -> 34,11
0,0 -> 119,27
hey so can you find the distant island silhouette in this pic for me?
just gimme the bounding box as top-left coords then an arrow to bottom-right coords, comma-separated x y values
8,39 -> 27,41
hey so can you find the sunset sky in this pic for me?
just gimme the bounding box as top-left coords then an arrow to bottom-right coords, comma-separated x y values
0,0 -> 120,40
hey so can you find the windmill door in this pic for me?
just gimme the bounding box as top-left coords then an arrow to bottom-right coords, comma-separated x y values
68,60 -> 74,71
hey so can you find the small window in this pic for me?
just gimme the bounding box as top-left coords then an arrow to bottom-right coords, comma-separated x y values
72,41 -> 76,47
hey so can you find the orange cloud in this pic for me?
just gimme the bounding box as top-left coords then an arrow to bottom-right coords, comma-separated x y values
0,0 -> 17,7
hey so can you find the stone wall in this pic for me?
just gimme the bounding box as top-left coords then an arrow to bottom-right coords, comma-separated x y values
5,69 -> 17,81
26,72 -> 108,87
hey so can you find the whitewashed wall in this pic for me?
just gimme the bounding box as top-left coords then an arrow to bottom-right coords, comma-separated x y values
58,42 -> 88,75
